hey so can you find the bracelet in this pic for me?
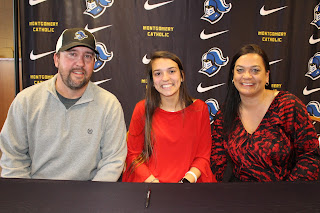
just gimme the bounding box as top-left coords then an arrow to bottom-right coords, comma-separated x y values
186,171 -> 197,183
151,178 -> 159,183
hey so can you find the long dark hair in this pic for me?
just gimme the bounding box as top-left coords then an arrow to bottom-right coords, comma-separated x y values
222,44 -> 272,134
129,51 -> 193,172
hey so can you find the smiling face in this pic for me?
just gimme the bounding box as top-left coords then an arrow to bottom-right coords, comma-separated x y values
151,58 -> 183,101
233,53 -> 269,98
54,46 -> 95,92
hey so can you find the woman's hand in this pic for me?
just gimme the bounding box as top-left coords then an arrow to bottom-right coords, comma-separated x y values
144,174 -> 160,183
180,167 -> 201,183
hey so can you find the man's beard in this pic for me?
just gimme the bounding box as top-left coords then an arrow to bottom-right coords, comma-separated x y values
60,68 -> 91,90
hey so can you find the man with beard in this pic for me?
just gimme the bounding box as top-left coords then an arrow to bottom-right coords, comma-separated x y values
0,28 -> 127,181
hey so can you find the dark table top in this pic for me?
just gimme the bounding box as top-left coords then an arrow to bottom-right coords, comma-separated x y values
0,178 -> 319,212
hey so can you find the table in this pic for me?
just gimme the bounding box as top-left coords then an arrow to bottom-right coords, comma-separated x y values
0,178 -> 319,212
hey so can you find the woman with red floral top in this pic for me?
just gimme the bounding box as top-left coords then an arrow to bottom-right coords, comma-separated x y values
122,51 -> 214,183
211,44 -> 320,182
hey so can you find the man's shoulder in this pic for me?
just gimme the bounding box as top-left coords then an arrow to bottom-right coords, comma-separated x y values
16,79 -> 51,100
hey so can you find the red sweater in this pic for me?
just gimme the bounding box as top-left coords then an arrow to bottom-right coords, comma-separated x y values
123,99 -> 214,183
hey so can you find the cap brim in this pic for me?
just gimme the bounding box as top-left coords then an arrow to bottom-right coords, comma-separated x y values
58,42 -> 98,54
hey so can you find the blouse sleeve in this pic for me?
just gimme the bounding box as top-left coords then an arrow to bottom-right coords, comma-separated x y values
190,102 -> 215,182
122,101 -> 152,182
211,110 -> 228,182
287,97 -> 320,181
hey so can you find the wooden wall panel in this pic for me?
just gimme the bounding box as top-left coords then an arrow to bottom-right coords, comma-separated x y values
0,59 -> 20,131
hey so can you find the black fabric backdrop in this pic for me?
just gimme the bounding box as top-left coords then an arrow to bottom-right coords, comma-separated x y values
20,0 -> 320,133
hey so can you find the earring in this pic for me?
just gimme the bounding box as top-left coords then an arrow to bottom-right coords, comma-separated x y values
265,82 -> 269,86
232,80 -> 234,84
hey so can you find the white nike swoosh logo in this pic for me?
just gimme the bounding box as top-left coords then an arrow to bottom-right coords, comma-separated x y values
260,5 -> 287,16
93,78 -> 112,85
29,0 -> 47,6
142,54 -> 151,64
84,24 -> 112,34
200,30 -> 229,40
144,0 -> 174,10
269,59 -> 282,65
30,50 -> 55,60
303,86 -> 320,95
197,83 -> 225,93
309,35 -> 320,45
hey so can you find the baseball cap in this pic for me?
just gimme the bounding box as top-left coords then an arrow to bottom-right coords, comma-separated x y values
55,28 -> 98,54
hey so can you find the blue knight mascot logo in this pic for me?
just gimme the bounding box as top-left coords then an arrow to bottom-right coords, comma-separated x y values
311,3 -> 320,29
199,47 -> 229,77
94,42 -> 113,72
84,0 -> 114,18
74,30 -> 88,40
201,0 -> 232,24
206,99 -> 220,124
306,52 -> 320,80
307,101 -> 320,118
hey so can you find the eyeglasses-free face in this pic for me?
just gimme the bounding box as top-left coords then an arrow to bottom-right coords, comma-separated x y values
151,58 -> 183,101
233,53 -> 270,98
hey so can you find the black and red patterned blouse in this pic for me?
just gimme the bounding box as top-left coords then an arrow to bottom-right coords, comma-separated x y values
211,91 -> 320,182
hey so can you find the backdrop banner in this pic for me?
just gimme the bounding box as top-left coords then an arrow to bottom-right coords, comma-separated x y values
20,0 -> 320,132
